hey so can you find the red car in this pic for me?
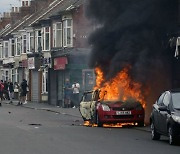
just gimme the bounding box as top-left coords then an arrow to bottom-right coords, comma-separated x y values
79,89 -> 145,127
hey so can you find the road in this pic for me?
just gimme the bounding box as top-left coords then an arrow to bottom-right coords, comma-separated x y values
0,103 -> 179,154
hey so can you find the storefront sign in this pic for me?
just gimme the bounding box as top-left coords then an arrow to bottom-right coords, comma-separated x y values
28,57 -> 35,69
54,57 -> 68,70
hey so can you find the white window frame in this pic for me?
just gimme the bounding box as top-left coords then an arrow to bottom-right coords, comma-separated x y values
22,33 -> 27,54
27,31 -> 34,53
11,68 -> 18,83
10,38 -> 15,57
35,30 -> 42,52
53,22 -> 62,47
63,19 -> 73,47
15,36 -> 22,56
0,43 -> 3,59
3,41 -> 9,58
42,27 -> 51,51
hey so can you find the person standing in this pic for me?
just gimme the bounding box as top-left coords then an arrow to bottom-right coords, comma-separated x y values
3,81 -> 10,100
63,79 -> 72,108
18,79 -> 28,105
72,82 -> 80,108
8,80 -> 14,103
0,80 -> 4,105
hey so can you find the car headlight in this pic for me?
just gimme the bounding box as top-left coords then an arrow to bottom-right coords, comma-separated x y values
101,104 -> 110,111
172,115 -> 180,123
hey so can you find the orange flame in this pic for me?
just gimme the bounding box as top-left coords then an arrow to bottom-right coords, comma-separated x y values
94,67 -> 146,108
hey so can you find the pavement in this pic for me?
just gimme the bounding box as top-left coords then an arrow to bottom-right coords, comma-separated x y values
1,99 -> 151,132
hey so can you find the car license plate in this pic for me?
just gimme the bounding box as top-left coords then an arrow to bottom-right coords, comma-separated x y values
116,111 -> 131,115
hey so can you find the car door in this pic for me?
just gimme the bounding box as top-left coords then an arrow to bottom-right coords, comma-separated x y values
153,93 -> 165,131
158,92 -> 171,133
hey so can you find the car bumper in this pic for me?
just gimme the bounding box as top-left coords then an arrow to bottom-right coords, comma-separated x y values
98,110 -> 144,123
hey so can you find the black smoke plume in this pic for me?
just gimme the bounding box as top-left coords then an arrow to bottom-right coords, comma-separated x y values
86,0 -> 179,89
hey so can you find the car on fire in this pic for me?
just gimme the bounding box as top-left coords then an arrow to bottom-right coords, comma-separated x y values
150,90 -> 180,145
79,89 -> 145,127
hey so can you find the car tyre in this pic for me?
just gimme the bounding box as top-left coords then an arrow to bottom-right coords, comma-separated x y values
151,122 -> 160,140
168,126 -> 176,145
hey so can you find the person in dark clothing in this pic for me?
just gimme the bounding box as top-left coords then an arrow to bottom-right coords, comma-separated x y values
63,79 -> 72,108
18,79 -> 28,105
3,81 -> 10,100
0,80 -> 4,105
8,80 -> 14,103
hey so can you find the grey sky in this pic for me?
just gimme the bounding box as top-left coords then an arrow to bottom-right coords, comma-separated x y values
0,0 -> 21,15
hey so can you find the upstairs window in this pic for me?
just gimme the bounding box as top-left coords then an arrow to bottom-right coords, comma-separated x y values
3,41 -> 9,58
22,34 -> 27,53
53,22 -> 62,47
0,43 -> 3,59
10,38 -> 15,57
27,31 -> 35,53
35,30 -> 42,52
16,36 -> 22,56
63,19 -> 73,47
42,27 -> 50,51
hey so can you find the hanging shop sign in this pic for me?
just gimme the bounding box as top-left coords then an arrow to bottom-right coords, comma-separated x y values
28,57 -> 35,69
54,57 -> 68,70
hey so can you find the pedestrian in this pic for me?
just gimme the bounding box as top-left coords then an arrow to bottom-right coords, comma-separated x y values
63,78 -> 72,108
72,82 -> 80,108
0,80 -> 4,105
8,80 -> 14,103
3,81 -> 10,100
18,79 -> 28,105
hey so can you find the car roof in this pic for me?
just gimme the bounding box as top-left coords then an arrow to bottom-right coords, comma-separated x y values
169,89 -> 180,93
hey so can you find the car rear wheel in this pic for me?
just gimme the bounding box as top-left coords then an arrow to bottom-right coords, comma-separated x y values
168,126 -> 177,145
151,122 -> 160,140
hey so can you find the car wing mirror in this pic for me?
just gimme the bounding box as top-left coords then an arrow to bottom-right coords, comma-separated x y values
158,106 -> 168,111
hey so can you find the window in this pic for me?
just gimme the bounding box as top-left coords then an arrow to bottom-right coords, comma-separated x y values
3,41 -> 9,58
16,36 -> 21,56
0,43 -> 3,59
22,34 -> 27,53
53,22 -> 62,47
42,68 -> 48,93
163,92 -> 171,106
27,31 -> 35,53
35,30 -> 42,52
63,19 -> 73,47
157,93 -> 165,106
10,38 -> 15,56
42,27 -> 50,51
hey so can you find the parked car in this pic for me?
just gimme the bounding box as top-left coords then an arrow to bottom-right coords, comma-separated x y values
79,89 -> 145,127
150,90 -> 180,145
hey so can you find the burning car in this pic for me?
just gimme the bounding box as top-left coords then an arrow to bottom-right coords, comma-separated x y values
79,89 -> 145,127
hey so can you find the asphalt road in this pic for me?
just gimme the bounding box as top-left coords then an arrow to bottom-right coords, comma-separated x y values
0,103 -> 179,154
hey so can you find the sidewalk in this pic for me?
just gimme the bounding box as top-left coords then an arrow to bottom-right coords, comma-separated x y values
2,100 -> 82,118
2,99 -> 150,132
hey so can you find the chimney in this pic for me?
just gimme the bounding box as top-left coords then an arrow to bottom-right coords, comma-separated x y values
19,1 -> 31,18
10,7 -> 21,25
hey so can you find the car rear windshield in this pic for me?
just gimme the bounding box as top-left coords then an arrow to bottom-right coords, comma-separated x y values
172,93 -> 180,109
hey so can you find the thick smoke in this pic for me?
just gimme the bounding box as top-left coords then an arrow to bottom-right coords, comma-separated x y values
86,0 -> 178,89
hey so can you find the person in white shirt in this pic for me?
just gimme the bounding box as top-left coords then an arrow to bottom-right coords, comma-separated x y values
72,82 -> 80,108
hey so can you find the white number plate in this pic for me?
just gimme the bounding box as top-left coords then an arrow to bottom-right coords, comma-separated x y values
116,111 -> 131,115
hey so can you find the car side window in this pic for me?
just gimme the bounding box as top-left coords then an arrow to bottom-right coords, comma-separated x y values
162,92 -> 171,106
157,93 -> 165,106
